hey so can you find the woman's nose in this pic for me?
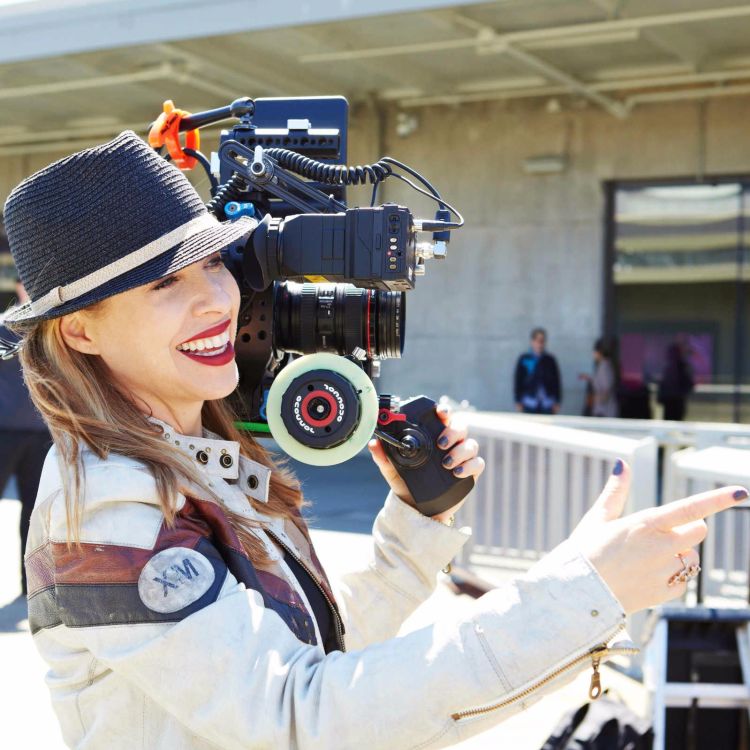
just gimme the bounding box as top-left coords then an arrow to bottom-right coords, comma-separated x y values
192,270 -> 234,315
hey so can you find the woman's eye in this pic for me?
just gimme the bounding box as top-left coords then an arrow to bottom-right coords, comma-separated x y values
153,276 -> 177,291
207,255 -> 224,269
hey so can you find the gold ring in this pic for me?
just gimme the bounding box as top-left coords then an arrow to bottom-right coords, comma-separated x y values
668,554 -> 700,587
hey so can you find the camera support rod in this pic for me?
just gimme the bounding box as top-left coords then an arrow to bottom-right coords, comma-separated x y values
219,140 -> 347,215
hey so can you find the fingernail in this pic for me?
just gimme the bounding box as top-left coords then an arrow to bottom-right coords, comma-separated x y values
442,456 -> 453,468
438,436 -> 449,448
453,466 -> 464,476
734,489 -> 748,501
612,459 -> 624,476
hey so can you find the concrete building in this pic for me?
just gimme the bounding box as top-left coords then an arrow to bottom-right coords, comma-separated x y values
1,0 -> 749,420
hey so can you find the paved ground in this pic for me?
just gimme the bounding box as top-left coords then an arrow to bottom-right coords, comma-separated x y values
0,456 -> 649,748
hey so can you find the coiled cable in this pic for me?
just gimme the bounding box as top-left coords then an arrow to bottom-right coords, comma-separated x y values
264,149 -> 393,187
205,172 -> 248,218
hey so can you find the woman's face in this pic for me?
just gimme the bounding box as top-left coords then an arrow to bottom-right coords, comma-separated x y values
62,251 -> 241,425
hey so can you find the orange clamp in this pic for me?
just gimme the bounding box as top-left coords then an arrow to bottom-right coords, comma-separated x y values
148,100 -> 200,170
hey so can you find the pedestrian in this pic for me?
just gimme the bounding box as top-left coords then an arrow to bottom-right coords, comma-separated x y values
0,278 -> 51,596
514,327 -> 562,414
4,132 -> 745,750
579,338 -> 619,418
658,342 -> 694,421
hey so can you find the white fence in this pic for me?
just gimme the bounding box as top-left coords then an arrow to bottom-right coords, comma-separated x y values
508,413 -> 750,472
667,446 -> 750,606
453,412 -> 658,570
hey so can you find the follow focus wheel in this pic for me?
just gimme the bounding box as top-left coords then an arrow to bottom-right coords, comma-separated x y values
266,353 -> 379,466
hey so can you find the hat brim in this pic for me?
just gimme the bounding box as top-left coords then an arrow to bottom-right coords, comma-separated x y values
4,216 -> 256,326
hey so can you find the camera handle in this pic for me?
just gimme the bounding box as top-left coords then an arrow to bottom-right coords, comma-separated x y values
376,395 -> 475,517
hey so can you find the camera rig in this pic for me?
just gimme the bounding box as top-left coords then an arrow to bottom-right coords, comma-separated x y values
147,95 -> 474,514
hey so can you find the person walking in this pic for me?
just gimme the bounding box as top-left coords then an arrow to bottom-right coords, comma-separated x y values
579,338 -> 619,418
658,342 -> 694,421
0,278 -> 51,595
4,132 -> 745,750
514,327 -> 562,414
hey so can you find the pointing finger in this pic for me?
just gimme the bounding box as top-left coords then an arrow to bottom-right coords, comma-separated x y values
651,486 -> 748,530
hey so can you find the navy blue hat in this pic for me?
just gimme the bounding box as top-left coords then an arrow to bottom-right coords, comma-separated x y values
2,130 -> 254,326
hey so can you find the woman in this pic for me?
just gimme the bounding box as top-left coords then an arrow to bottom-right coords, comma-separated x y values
4,132 -> 745,750
580,338 -> 619,418
658,342 -> 695,421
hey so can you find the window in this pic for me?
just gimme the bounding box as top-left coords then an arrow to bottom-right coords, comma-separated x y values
606,181 -> 749,423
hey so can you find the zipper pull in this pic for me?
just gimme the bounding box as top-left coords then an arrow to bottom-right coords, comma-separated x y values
589,655 -> 603,700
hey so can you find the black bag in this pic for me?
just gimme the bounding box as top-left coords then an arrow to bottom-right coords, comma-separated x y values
540,694 -> 653,750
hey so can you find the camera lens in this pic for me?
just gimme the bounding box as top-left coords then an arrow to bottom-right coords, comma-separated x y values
273,281 -> 404,359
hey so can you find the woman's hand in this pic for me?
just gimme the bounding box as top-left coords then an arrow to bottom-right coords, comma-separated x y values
570,459 -> 748,615
368,404 -> 485,524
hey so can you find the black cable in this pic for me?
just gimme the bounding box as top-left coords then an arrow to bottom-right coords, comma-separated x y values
205,172 -> 248,218
381,157 -> 441,200
160,147 -> 219,193
183,148 -> 219,193
262,148 -> 462,227
264,148 -> 393,187
388,173 -> 464,228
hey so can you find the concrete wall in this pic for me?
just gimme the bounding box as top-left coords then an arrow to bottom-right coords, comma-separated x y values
2,95 -> 750,415
366,96 -> 750,414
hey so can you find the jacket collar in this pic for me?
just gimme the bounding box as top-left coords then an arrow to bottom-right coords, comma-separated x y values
147,416 -> 270,503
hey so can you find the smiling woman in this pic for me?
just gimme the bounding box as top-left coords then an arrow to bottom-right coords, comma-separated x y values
57,251 -> 242,426
3,130 -> 745,750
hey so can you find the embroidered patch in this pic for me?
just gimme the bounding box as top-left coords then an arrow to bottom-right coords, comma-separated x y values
138,547 -> 215,613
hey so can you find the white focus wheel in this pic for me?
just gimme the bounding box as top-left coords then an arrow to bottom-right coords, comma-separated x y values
266,353 -> 379,466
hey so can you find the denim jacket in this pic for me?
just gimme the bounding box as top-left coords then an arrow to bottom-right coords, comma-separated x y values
25,420 -> 628,749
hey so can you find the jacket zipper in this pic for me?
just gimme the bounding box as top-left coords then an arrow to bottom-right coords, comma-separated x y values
265,528 -> 347,653
451,624 -> 637,722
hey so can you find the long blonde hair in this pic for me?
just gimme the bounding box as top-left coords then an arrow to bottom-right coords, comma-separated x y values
11,311 -> 304,565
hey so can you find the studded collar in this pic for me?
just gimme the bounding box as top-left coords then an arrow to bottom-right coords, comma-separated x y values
148,417 -> 270,502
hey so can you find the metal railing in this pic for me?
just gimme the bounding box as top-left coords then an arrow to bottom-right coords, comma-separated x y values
454,412 -> 658,570
507,412 -> 750,450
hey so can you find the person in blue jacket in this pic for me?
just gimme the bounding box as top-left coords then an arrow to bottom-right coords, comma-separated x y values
514,327 -> 562,414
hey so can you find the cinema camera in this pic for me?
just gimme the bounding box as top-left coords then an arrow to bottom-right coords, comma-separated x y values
146,96 -> 476,514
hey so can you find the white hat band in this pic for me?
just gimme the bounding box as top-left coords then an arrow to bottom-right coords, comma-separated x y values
30,213 -> 220,317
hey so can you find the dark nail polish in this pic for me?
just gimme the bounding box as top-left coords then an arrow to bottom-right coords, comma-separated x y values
734,489 -> 748,501
438,436 -> 449,448
612,459 -> 624,476
454,465 -> 464,476
442,456 -> 453,468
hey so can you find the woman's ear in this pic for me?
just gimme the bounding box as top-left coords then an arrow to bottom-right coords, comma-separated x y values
59,312 -> 100,355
